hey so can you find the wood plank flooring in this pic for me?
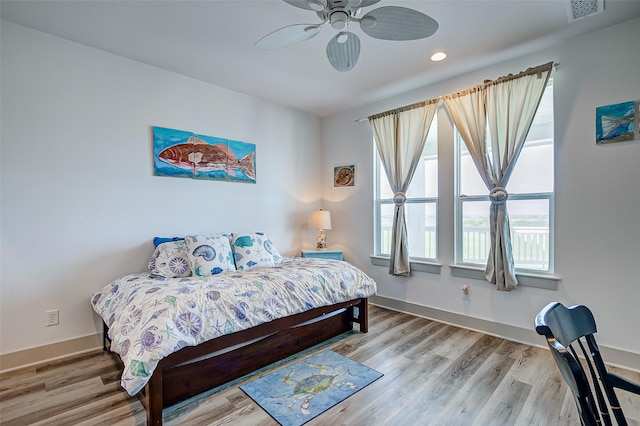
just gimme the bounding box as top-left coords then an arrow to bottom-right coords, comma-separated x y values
1,305 -> 639,425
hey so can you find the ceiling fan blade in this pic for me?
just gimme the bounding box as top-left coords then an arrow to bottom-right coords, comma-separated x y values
254,24 -> 321,50
326,32 -> 360,72
282,0 -> 322,11
359,6 -> 438,40
355,0 -> 382,7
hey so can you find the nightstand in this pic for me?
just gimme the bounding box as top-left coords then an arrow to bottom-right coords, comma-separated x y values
301,249 -> 344,261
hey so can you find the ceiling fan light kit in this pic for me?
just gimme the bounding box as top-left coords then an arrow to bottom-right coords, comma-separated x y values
255,0 -> 439,72
330,10 -> 349,29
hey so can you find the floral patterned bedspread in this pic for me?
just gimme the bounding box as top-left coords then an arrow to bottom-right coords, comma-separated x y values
91,257 -> 377,396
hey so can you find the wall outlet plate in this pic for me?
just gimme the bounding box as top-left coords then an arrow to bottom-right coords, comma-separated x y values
462,284 -> 471,300
46,309 -> 59,326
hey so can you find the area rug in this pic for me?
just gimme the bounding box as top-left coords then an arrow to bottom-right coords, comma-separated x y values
240,350 -> 383,426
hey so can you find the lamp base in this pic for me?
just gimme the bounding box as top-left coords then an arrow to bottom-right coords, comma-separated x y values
315,230 -> 327,250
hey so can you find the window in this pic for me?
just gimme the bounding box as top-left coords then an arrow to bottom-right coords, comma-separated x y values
374,116 -> 438,260
455,79 -> 554,273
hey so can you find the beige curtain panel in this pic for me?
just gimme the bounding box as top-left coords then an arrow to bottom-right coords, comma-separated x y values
443,61 -> 553,290
369,99 -> 439,276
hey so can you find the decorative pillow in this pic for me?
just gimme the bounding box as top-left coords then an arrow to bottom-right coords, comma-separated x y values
184,234 -> 236,276
231,232 -> 277,270
264,235 -> 284,264
153,236 -> 185,248
147,240 -> 192,278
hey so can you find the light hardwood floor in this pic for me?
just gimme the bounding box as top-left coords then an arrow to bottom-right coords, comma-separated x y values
1,305 -> 639,425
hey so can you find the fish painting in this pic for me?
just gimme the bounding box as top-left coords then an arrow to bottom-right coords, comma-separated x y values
600,113 -> 634,138
159,136 -> 256,179
596,101 -> 636,144
153,127 -> 256,183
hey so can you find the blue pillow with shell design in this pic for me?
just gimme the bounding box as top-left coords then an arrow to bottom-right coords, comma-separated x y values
231,232 -> 278,270
184,234 -> 236,276
148,240 -> 192,278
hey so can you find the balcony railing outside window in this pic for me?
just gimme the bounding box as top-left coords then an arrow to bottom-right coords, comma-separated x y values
381,225 -> 549,270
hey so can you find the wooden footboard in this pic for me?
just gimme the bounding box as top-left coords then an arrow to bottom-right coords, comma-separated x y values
104,297 -> 368,425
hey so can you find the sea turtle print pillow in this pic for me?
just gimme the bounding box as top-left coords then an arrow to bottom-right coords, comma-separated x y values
184,234 -> 236,276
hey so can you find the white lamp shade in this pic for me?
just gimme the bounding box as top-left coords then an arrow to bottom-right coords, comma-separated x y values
311,210 -> 332,230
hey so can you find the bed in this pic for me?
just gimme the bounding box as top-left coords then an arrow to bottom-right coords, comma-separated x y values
91,233 -> 376,425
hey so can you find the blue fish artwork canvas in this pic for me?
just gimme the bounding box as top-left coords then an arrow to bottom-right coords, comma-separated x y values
153,126 -> 256,183
595,101 -> 636,144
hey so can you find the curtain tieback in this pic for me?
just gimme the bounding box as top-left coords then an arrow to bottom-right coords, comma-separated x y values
489,187 -> 509,205
393,192 -> 407,207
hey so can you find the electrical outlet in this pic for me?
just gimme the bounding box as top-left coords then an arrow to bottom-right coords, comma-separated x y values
46,309 -> 59,326
462,284 -> 471,301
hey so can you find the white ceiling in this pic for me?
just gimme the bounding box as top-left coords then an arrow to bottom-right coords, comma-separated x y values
2,0 -> 640,117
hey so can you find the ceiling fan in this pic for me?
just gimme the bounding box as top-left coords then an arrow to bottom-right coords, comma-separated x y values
254,0 -> 439,72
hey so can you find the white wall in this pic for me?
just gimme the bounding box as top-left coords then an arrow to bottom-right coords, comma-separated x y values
323,18 -> 640,361
0,21 -> 322,356
2,17 -> 639,370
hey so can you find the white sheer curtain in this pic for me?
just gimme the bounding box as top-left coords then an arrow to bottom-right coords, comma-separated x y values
369,99 -> 438,276
443,62 -> 553,290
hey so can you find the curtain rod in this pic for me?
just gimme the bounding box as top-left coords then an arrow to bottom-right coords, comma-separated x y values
354,62 -> 559,123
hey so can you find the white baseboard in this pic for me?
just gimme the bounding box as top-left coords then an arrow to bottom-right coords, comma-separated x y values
0,333 -> 102,373
3,301 -> 638,375
370,295 -> 640,373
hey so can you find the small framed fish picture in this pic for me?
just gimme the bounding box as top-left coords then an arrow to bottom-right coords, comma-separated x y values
153,126 -> 256,183
595,101 -> 637,144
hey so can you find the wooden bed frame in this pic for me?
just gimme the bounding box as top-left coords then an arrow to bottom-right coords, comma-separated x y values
103,297 -> 369,425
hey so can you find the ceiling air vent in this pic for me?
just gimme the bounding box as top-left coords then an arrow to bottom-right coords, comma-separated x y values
565,0 -> 604,22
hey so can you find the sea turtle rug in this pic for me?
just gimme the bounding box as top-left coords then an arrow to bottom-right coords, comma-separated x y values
240,350 -> 383,426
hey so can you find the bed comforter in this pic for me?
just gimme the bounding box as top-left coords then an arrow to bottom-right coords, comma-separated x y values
91,257 -> 376,395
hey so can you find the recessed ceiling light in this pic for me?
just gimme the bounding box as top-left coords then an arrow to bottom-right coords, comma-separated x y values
430,51 -> 447,62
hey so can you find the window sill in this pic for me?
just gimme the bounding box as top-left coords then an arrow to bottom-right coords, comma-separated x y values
369,257 -> 559,289
449,264 -> 560,290
370,255 -> 442,274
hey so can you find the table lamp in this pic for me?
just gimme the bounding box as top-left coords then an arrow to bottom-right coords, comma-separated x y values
311,209 -> 332,250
